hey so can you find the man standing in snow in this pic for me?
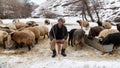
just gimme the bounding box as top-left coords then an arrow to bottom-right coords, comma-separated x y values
49,18 -> 68,58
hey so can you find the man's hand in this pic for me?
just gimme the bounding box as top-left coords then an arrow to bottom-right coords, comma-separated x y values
53,38 -> 56,42
61,39 -> 65,42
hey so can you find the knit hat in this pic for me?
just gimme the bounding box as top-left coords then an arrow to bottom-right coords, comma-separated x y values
58,18 -> 65,23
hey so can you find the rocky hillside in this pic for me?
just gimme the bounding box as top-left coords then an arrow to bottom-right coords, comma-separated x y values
31,0 -> 120,22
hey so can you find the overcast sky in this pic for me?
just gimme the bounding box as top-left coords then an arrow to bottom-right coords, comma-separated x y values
30,0 -> 46,4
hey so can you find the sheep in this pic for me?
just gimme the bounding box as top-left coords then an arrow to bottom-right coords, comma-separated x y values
0,30 -> 8,49
12,19 -> 28,29
0,19 -> 3,24
102,22 -> 112,29
23,26 -> 40,44
36,26 -> 49,39
73,29 -> 85,50
76,20 -> 89,30
12,19 -> 20,23
116,23 -> 120,31
6,23 -> 17,30
88,26 -> 104,39
26,21 -> 38,26
0,26 -> 16,35
97,20 -> 102,26
44,19 -> 50,25
10,30 -> 35,50
68,29 -> 77,47
14,22 -> 28,29
98,29 -> 119,39
99,32 -> 120,54
42,26 -> 49,38
96,20 -> 112,29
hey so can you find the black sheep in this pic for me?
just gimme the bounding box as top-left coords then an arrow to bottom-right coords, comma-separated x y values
68,29 -> 77,46
116,23 -> 120,32
99,32 -> 120,52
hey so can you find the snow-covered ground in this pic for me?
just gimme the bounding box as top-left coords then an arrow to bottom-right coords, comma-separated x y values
0,17 -> 120,68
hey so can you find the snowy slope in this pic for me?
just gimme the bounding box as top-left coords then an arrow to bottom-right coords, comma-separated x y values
32,0 -> 120,22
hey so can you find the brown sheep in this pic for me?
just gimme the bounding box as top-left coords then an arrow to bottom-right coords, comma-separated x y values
44,19 -> 50,25
76,20 -> 89,30
14,22 -> 28,29
88,26 -> 104,39
12,19 -> 28,29
23,26 -> 40,43
73,29 -> 85,50
26,21 -> 38,26
10,30 -> 35,50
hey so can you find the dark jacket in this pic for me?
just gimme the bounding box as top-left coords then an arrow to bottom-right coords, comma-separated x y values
49,24 -> 68,40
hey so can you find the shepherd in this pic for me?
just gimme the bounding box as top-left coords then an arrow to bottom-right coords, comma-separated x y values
49,18 -> 68,58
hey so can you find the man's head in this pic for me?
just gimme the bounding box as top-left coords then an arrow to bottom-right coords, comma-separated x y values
58,18 -> 65,28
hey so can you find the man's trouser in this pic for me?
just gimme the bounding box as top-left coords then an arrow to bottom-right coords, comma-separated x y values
50,39 -> 67,51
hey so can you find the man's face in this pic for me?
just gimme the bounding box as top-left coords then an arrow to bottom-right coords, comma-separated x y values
58,20 -> 63,28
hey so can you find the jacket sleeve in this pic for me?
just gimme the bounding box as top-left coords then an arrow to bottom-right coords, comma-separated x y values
64,26 -> 68,40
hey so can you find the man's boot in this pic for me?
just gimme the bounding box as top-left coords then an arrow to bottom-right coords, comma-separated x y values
61,49 -> 67,57
52,49 -> 56,58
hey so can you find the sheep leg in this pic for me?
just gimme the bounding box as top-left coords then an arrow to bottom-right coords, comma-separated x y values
31,45 -> 34,48
20,45 -> 23,48
68,38 -> 70,46
15,45 -> 19,49
43,35 -> 46,39
3,41 -> 6,49
27,45 -> 31,51
3,38 -> 7,49
35,38 -> 38,44
47,34 -> 49,38
75,45 -> 78,51
71,39 -> 74,47
20,43 -> 24,48
79,43 -> 82,49
109,45 -> 115,54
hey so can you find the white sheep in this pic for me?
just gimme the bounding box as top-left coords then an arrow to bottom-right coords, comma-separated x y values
36,26 -> 49,39
98,29 -> 119,39
102,22 -> 112,29
0,30 -> 8,48
6,23 -> 17,30
76,20 -> 89,30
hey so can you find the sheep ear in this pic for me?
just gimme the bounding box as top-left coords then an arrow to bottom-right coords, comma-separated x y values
76,20 -> 80,23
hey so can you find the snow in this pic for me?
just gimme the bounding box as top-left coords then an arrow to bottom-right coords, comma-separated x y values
0,17 -> 120,68
1,0 -> 120,67
30,0 -> 46,5
30,60 -> 120,68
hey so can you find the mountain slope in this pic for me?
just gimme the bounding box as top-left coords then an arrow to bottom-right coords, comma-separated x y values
32,0 -> 120,22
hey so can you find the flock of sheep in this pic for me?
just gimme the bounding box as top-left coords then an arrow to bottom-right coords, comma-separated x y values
0,19 -> 49,50
68,20 -> 120,54
0,18 -> 120,54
